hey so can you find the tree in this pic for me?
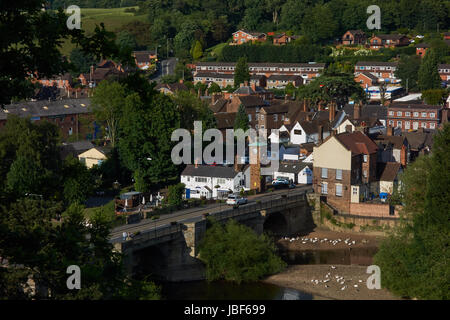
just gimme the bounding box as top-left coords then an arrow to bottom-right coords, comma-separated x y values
0,200 -> 160,299
0,1 -> 123,106
234,56 -> 250,87
208,82 -> 222,94
234,104 -> 249,132
69,48 -> 96,76
116,30 -> 138,52
91,81 -> 127,147
62,156 -> 95,206
167,183 -> 185,207
191,40 -> 203,60
395,55 -> 421,92
374,124 -> 450,299
421,89 -> 449,105
418,49 -> 442,91
199,219 -> 286,283
301,4 -> 338,43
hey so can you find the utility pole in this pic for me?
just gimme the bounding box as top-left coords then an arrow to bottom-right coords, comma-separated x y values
167,38 -> 169,59
406,78 -> 409,94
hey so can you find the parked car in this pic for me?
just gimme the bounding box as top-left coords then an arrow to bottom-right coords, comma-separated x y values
272,177 -> 290,186
226,194 -> 248,206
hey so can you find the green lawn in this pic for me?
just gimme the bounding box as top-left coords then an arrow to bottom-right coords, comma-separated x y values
204,42 -> 228,60
60,7 -> 148,57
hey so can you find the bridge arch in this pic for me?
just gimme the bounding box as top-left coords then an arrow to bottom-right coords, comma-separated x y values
263,211 -> 288,236
133,245 -> 168,280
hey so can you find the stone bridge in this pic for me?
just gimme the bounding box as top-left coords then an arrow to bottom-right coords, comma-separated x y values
112,192 -> 314,281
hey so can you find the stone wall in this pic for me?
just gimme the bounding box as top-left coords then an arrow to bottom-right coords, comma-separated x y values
349,202 -> 398,218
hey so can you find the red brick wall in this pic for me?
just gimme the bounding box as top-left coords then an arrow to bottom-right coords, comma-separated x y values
349,203 -> 398,218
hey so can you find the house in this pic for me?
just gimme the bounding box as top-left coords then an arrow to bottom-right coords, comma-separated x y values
373,129 -> 410,166
193,72 -> 234,88
283,120 -> 331,145
354,61 -> 399,83
266,75 -> 303,89
342,30 -> 367,45
415,43 -> 430,58
34,73 -> 73,89
194,62 -> 325,83
154,81 -> 189,95
313,131 -> 379,212
79,65 -> 124,88
181,164 -> 245,199
387,103 -> 442,131
0,99 -> 95,140
369,34 -> 410,49
78,147 -> 108,168
438,64 -> 450,82
273,33 -> 298,45
342,103 -> 388,127
273,161 -> 313,184
279,145 -> 301,161
403,129 -> 436,161
232,30 -> 266,45
133,51 -> 157,70
60,140 -> 95,160
376,162 -> 402,195
354,72 -> 379,89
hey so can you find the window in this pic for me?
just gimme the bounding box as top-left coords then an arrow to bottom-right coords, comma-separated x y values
389,120 -> 394,126
430,113 -> 435,118
336,169 -> 342,180
397,121 -> 402,127
421,122 -> 427,128
274,114 -> 278,121
389,111 -> 394,116
79,157 -> 86,164
335,184 -> 343,197
248,114 -> 252,121
294,129 -> 302,135
363,155 -> 368,162
321,183 -> 328,195
217,178 -> 226,184
421,112 -> 427,117
405,112 -> 411,117
352,187 -> 358,195
321,168 -> 328,178
430,123 -> 436,129
363,170 -> 367,178
397,111 -> 402,116
414,112 -> 419,117
195,177 -> 207,183
261,115 -> 264,120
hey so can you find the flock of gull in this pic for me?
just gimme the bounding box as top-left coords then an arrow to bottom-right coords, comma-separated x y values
309,266 -> 365,292
282,236 -> 358,246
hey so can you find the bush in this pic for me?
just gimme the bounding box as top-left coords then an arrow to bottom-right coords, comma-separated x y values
199,219 -> 286,283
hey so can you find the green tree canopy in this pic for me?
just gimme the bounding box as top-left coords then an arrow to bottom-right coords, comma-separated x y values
418,49 -> 443,91
374,124 -> 450,300
199,219 -> 286,283
395,55 -> 421,92
234,104 -> 249,132
234,56 -> 250,87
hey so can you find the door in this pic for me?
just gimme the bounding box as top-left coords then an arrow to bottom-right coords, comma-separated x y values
185,188 -> 190,199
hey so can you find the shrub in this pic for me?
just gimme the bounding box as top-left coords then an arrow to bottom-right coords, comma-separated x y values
199,219 -> 286,283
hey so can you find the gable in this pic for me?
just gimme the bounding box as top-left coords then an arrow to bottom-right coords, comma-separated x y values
313,137 -> 352,170
78,148 -> 107,160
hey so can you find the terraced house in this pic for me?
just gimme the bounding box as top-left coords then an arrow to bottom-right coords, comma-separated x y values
354,61 -> 399,83
387,103 -> 442,131
313,131 -> 378,213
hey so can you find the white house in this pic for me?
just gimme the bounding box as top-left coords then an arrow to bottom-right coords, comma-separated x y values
279,121 -> 330,145
273,162 -> 313,184
377,162 -> 402,195
181,165 -> 245,199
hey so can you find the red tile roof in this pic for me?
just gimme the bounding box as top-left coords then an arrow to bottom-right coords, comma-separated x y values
335,131 -> 378,155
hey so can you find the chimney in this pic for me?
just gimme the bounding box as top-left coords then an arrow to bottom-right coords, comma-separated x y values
387,127 -> 394,136
318,125 -> 323,143
329,102 -> 335,122
354,102 -> 361,120
442,109 -> 448,123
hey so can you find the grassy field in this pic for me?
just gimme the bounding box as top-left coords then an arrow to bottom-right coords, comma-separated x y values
60,7 -> 148,56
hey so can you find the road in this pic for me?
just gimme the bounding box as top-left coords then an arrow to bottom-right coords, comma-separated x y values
150,57 -> 178,83
110,185 -> 313,241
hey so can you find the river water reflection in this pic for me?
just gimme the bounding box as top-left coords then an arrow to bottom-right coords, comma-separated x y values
160,280 -> 313,300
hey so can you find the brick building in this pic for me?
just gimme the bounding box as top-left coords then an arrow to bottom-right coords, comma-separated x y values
232,30 -> 266,45
342,30 -> 367,45
438,64 -> 450,82
387,103 -> 442,131
369,34 -> 410,49
354,61 -> 399,83
133,51 -> 157,70
0,98 -> 96,141
313,131 -> 378,213
415,43 -> 430,58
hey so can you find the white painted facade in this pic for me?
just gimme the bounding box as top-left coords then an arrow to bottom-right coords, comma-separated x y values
181,172 -> 244,199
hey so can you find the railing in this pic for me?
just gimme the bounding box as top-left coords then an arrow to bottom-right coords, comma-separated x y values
112,192 -> 308,244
